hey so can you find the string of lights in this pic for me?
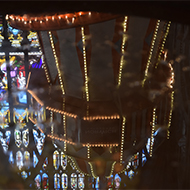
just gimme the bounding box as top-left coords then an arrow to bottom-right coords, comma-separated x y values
6,11 -> 92,25
156,21 -> 171,67
41,53 -> 51,84
118,16 -> 128,86
88,162 -> 97,179
167,90 -> 174,139
87,143 -> 90,159
150,107 -> 156,157
81,27 -> 89,102
67,156 -> 89,176
120,117 -> 126,164
106,161 -> 116,178
142,20 -> 160,86
49,31 -> 65,95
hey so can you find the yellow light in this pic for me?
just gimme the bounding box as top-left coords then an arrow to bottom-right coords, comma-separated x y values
150,107 -> 156,157
120,117 -> 126,164
81,27 -> 89,102
118,16 -> 128,86
49,31 -> 65,95
142,20 -> 160,86
167,90 -> 174,139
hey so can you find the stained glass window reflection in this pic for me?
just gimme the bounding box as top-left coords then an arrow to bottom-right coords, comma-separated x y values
54,173 -> 60,189
13,108 -> 28,128
107,175 -> 114,189
27,31 -> 40,48
16,151 -> 23,170
21,171 -> 28,180
128,170 -> 134,180
15,130 -> 22,147
0,17 -> 4,47
35,174 -> 41,190
24,151 -> 30,169
61,152 -> 67,170
22,128 -> 29,147
114,174 -> 121,189
42,157 -> 48,170
0,54 -> 8,90
71,173 -> 77,189
61,173 -> 68,189
8,24 -> 23,47
78,173 -> 85,189
9,151 -> 14,165
33,129 -> 45,155
0,106 -> 9,129
53,150 -> 60,170
42,173 -> 49,190
33,151 -> 38,168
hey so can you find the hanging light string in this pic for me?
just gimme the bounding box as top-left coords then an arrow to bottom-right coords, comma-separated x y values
38,36 -> 51,84
120,117 -> 126,164
150,107 -> 156,157
88,162 -> 97,179
67,156 -> 89,176
50,110 -> 53,136
142,20 -> 160,86
167,90 -> 174,139
49,31 -> 65,95
63,113 -> 67,152
87,143 -> 90,159
156,21 -> 171,68
41,53 -> 51,84
81,27 -> 89,102
118,16 -> 128,86
6,11 -> 94,28
106,161 -> 116,178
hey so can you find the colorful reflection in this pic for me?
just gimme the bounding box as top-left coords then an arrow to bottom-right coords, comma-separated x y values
61,173 -> 68,189
24,151 -> 30,169
22,128 -> 29,147
14,108 -> 28,128
53,150 -> 59,170
33,129 -> 45,155
21,171 -> 28,180
9,151 -> 14,165
71,173 -> 77,189
0,130 -> 10,152
8,24 -> 23,47
61,152 -> 67,170
78,173 -> 85,189
35,174 -> 41,190
128,170 -> 134,180
33,151 -> 38,168
114,174 -> 121,189
42,173 -> 49,190
15,91 -> 27,105
107,175 -> 114,189
0,107 -> 9,128
27,31 -> 40,48
14,129 -> 22,147
95,177 -> 99,189
42,157 -> 48,170
16,151 -> 23,170
54,173 -> 60,189
88,177 -> 94,189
